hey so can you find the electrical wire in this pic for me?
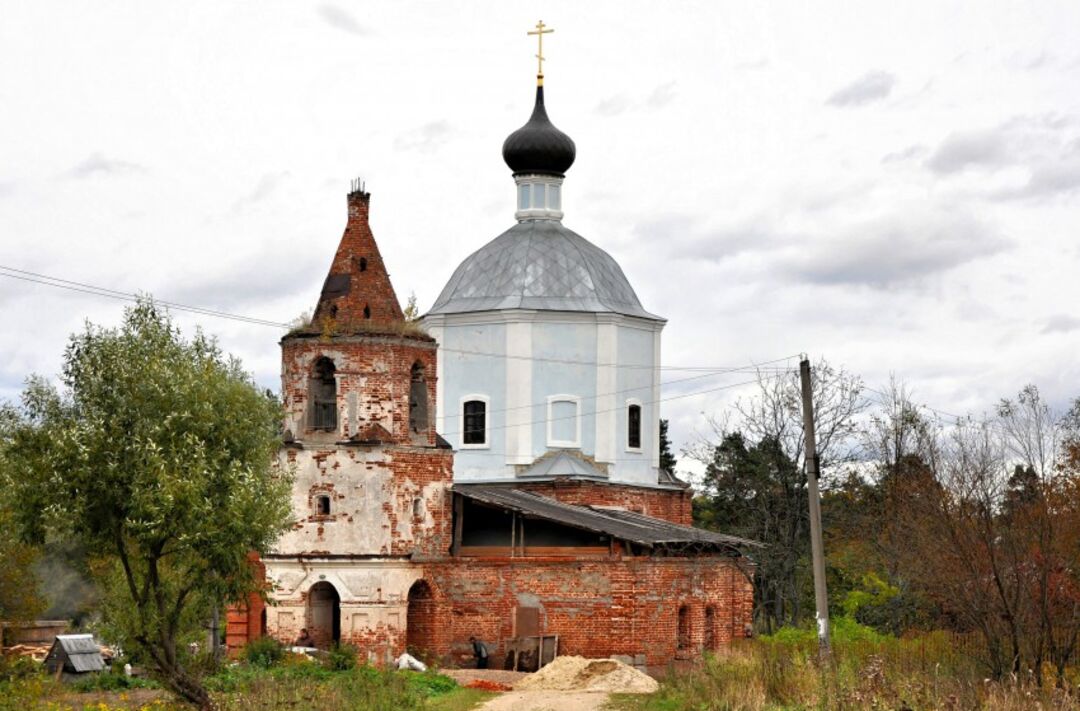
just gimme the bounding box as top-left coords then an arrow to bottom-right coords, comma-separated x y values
0,263 -> 800,372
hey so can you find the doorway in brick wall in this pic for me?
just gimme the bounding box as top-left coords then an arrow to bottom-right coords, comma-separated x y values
308,581 -> 340,648
407,580 -> 436,659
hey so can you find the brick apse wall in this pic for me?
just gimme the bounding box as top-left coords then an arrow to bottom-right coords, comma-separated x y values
515,479 -> 694,526
418,554 -> 754,668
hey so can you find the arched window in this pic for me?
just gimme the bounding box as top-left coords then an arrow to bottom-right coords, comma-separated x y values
409,362 -> 428,435
363,304 -> 371,319
677,605 -> 690,650
627,402 -> 642,450
462,398 -> 488,447
316,495 -> 331,516
359,257 -> 368,272
310,357 -> 337,430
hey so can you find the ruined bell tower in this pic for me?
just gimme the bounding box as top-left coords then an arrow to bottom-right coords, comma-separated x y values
256,186 -> 455,659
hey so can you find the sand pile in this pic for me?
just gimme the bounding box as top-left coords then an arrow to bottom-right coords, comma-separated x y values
515,655 -> 659,694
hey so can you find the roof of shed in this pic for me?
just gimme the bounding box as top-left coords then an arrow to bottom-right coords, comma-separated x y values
454,484 -> 761,552
50,634 -> 105,672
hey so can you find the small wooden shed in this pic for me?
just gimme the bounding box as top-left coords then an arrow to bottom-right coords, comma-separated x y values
44,634 -> 105,676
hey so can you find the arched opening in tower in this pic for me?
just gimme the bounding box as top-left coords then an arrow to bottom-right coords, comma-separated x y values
307,581 -> 341,648
409,361 -> 428,441
406,579 -> 436,659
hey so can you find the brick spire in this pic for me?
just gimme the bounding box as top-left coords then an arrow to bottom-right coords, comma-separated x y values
312,187 -> 404,330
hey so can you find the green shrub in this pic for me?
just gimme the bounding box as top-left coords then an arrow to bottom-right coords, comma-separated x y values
245,636 -> 286,668
402,669 -> 458,697
0,654 -> 42,682
68,667 -> 159,692
323,642 -> 358,671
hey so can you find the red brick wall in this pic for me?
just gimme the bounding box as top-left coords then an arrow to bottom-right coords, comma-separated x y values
516,479 -> 694,526
281,335 -> 438,447
225,555 -> 267,653
423,554 -> 754,667
312,190 -> 405,327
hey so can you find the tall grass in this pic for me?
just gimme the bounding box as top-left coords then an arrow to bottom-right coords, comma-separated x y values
611,634 -> 1079,711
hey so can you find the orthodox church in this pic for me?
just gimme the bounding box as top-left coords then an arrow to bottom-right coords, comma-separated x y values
228,29 -> 755,668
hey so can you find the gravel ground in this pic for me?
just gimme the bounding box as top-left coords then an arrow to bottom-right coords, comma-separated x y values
442,668 -> 530,687
476,690 -> 611,711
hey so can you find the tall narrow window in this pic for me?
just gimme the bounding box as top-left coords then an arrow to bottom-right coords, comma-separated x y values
463,399 -> 487,446
677,605 -> 690,651
704,606 -> 716,651
532,183 -> 547,208
363,304 -> 371,319
549,184 -> 561,210
409,362 -> 428,435
518,184 -> 530,210
316,495 -> 331,516
359,257 -> 368,272
627,403 -> 642,449
311,357 -> 337,430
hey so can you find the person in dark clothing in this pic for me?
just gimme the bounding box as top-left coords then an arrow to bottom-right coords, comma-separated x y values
469,636 -> 489,669
295,628 -> 315,648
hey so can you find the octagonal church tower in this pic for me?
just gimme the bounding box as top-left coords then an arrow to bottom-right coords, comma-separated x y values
423,76 -> 679,497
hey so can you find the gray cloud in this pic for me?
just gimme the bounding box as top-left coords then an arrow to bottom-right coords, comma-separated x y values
780,209 -> 1009,286
1042,314 -> 1080,334
394,121 -> 453,153
926,129 -> 1009,174
927,115 -> 1080,199
65,153 -> 145,179
826,71 -> 896,107
317,4 -> 369,36
647,82 -> 677,109
882,144 -> 928,163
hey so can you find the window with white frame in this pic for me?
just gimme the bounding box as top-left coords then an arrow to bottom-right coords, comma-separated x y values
627,400 -> 643,450
461,395 -> 490,448
547,395 -> 581,448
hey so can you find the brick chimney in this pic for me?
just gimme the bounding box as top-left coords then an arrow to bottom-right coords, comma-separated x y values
311,186 -> 405,329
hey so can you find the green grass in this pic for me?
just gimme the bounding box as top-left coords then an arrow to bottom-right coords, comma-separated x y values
604,635 -> 1079,711
427,687 -> 498,711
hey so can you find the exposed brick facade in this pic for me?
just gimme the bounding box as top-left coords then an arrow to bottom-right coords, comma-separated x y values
420,555 -> 754,667
515,479 -> 693,526
310,190 -> 405,328
227,190 -> 756,667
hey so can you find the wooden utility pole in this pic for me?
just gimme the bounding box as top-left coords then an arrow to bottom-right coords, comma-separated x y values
799,356 -> 831,659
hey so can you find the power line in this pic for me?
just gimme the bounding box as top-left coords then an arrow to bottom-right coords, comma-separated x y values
0,263 -> 800,372
437,372 -> 783,440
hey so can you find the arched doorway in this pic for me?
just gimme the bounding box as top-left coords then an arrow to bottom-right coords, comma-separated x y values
406,580 -> 436,658
308,581 -> 340,648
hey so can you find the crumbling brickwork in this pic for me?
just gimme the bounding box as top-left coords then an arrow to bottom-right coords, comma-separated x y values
422,555 -> 754,667
311,190 -> 405,327
516,479 -> 693,526
227,189 -> 756,667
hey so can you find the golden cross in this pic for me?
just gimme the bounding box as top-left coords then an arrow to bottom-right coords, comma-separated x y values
527,20 -> 554,79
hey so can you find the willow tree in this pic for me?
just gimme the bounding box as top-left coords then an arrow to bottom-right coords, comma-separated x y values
6,301 -> 291,708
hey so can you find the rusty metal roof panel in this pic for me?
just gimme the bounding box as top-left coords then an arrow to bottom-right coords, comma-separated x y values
454,484 -> 760,551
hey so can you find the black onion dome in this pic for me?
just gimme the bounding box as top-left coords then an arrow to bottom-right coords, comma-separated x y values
502,85 -> 576,176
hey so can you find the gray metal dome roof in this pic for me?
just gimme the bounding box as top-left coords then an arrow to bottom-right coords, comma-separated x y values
427,220 -> 663,320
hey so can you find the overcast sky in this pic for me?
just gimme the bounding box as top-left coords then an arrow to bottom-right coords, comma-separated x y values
2,1 -> 1079,473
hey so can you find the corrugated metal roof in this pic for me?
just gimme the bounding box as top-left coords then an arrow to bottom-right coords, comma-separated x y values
455,484 -> 761,552
49,634 -> 105,673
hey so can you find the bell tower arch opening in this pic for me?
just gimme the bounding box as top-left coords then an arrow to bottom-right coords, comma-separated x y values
406,579 -> 437,658
307,581 -> 341,648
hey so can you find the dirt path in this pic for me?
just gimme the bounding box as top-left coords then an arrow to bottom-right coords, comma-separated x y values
476,690 -> 611,711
